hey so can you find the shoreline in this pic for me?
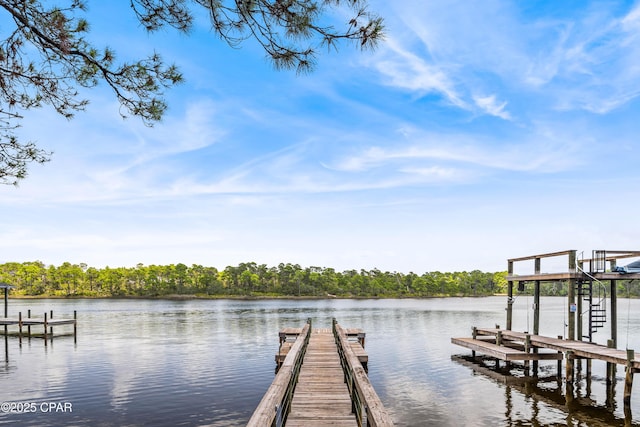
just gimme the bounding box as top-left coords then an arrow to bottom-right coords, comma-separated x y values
6,294 -> 501,301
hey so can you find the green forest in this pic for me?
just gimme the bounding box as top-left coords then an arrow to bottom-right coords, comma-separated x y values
0,261 -> 506,298
1,261 -> 638,299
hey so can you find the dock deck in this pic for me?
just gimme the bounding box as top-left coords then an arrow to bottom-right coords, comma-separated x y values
277,327 -> 368,370
451,337 -> 562,361
248,319 -> 394,427
473,328 -> 640,369
286,329 -> 357,427
452,327 -> 640,369
1,310 -> 77,340
452,326 -> 640,406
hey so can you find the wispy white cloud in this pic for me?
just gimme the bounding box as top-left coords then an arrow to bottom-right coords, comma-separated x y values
2,1 -> 640,273
373,1 -> 640,119
371,37 -> 467,109
472,94 -> 511,120
329,123 -> 583,177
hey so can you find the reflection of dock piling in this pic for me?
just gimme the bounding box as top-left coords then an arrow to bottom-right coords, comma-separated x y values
451,354 -> 631,426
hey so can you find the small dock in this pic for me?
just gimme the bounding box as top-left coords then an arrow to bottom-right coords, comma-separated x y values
0,284 -> 77,342
1,310 -> 77,342
452,326 -> 640,415
452,248 -> 640,419
248,319 -> 394,427
452,327 -> 639,368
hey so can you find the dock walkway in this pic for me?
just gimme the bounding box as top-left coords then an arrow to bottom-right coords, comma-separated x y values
286,328 -> 357,427
247,319 -> 394,427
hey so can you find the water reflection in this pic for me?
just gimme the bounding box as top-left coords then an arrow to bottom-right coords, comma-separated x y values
452,354 -> 638,426
0,297 -> 638,426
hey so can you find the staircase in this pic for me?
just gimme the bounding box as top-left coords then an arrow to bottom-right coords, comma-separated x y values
576,252 -> 607,342
576,279 -> 607,341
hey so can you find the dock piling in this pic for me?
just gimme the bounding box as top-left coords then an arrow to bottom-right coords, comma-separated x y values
43,312 -> 48,346
18,312 -> 22,344
624,349 -> 635,406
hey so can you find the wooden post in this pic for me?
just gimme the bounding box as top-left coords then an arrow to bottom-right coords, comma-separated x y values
533,282 -> 540,336
2,286 -> 6,337
610,260 -> 618,387
524,334 -> 531,372
496,330 -> 502,347
566,351 -> 574,383
607,339 -> 615,384
568,250 -> 577,341
27,309 -> 31,338
557,336 -> 563,378
624,349 -> 634,406
49,310 -> 54,336
18,311 -> 22,344
74,310 -> 77,343
43,312 -> 48,346
507,261 -> 513,331
471,327 -> 477,357
576,280 -> 583,342
611,278 -> 618,347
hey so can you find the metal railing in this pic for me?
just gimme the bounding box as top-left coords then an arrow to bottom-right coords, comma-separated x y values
247,319 -> 312,427
332,318 -> 394,427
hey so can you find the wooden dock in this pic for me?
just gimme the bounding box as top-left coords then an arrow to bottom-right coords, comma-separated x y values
286,328 -> 357,427
451,336 -> 563,361
452,327 -> 640,368
277,327 -> 368,371
1,310 -> 77,341
472,328 -> 640,369
248,319 -> 394,427
452,326 -> 640,404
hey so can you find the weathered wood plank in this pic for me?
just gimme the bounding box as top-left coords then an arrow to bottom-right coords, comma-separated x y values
254,322 -> 391,426
286,328 -> 358,427
334,323 -> 395,427
0,318 -> 75,325
246,323 -> 311,427
472,328 -> 640,369
451,337 -> 562,361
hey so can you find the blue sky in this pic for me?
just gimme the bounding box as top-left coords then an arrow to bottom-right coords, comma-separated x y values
1,0 -> 640,273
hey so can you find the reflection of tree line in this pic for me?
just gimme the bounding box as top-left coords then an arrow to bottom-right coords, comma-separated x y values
0,261 -> 507,298
453,355 -> 634,426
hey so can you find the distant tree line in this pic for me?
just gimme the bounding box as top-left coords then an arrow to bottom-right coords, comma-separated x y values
3,262 -> 636,299
0,261 -> 508,298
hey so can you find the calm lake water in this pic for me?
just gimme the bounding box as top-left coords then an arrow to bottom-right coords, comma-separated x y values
1,297 -> 640,426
